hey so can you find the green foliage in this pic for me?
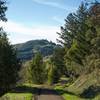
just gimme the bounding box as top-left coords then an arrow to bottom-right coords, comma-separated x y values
0,29 -> 21,93
57,2 -> 92,70
19,61 -> 33,84
47,62 -> 56,84
47,48 -> 66,84
58,0 -> 100,74
0,0 -> 21,94
30,52 -> 46,84
57,1 -> 100,98
0,0 -> 7,22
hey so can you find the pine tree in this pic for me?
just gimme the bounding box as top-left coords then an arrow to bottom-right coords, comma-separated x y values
58,2 -> 91,65
47,48 -> 66,84
0,0 -> 21,94
0,29 -> 21,93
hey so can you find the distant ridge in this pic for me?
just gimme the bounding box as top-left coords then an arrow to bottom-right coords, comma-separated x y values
14,39 -> 61,61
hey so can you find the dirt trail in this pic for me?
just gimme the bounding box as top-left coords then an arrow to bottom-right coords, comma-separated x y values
34,88 -> 64,100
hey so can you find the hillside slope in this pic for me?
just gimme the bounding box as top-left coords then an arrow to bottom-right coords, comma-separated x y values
67,68 -> 100,98
14,39 -> 60,61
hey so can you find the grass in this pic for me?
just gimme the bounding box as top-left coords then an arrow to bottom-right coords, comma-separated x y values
62,93 -> 84,100
1,93 -> 33,100
67,69 -> 100,95
54,71 -> 100,100
54,85 -> 84,100
0,84 -> 42,100
67,73 -> 96,95
94,95 -> 100,100
54,85 -> 100,100
0,82 -> 100,100
62,94 -> 100,100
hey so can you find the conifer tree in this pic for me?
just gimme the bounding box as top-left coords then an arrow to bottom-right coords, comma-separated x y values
58,2 -> 90,65
0,0 -> 21,94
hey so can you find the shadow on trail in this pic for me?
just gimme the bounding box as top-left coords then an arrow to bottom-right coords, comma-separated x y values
10,86 -> 40,94
9,86 -> 61,96
10,86 -> 73,96
38,88 -> 61,95
2,85 -> 75,96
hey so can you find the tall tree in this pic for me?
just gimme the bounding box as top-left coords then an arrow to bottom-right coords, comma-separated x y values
47,47 -> 66,84
30,52 -> 46,84
0,29 -> 21,93
58,2 -> 90,65
0,0 -> 21,94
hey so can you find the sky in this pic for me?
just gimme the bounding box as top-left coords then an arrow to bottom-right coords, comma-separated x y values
1,0 -> 83,44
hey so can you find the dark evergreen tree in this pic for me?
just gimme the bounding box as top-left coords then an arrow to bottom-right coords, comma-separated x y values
0,0 -> 21,94
0,0 -> 7,22
47,48 -> 66,84
0,29 -> 21,93
58,2 -> 90,65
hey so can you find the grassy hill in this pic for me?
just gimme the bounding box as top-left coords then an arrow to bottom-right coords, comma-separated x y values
66,68 -> 100,98
14,39 -> 61,61
54,68 -> 100,100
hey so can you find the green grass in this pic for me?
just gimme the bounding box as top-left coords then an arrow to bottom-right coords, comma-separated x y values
54,85 -> 100,100
0,84 -> 40,100
94,95 -> 100,100
62,93 -> 85,100
67,73 -> 96,95
62,93 -> 100,100
0,84 -> 47,100
0,83 -> 99,100
54,85 -> 84,100
1,93 -> 33,100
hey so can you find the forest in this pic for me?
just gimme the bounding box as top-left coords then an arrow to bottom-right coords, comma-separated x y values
0,0 -> 100,100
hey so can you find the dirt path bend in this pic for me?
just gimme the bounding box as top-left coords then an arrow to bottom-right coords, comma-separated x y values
35,88 -> 64,100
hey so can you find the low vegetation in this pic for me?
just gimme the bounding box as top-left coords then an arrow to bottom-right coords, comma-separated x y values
1,93 -> 33,100
54,85 -> 100,100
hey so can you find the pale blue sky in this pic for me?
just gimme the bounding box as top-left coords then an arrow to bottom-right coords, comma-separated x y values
2,0 -> 83,44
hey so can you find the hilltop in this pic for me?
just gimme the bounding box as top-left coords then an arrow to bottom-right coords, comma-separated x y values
14,39 -> 61,61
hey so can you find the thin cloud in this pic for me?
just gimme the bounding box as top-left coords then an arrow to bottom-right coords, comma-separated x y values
52,16 -> 64,24
0,20 -> 60,44
32,0 -> 76,11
